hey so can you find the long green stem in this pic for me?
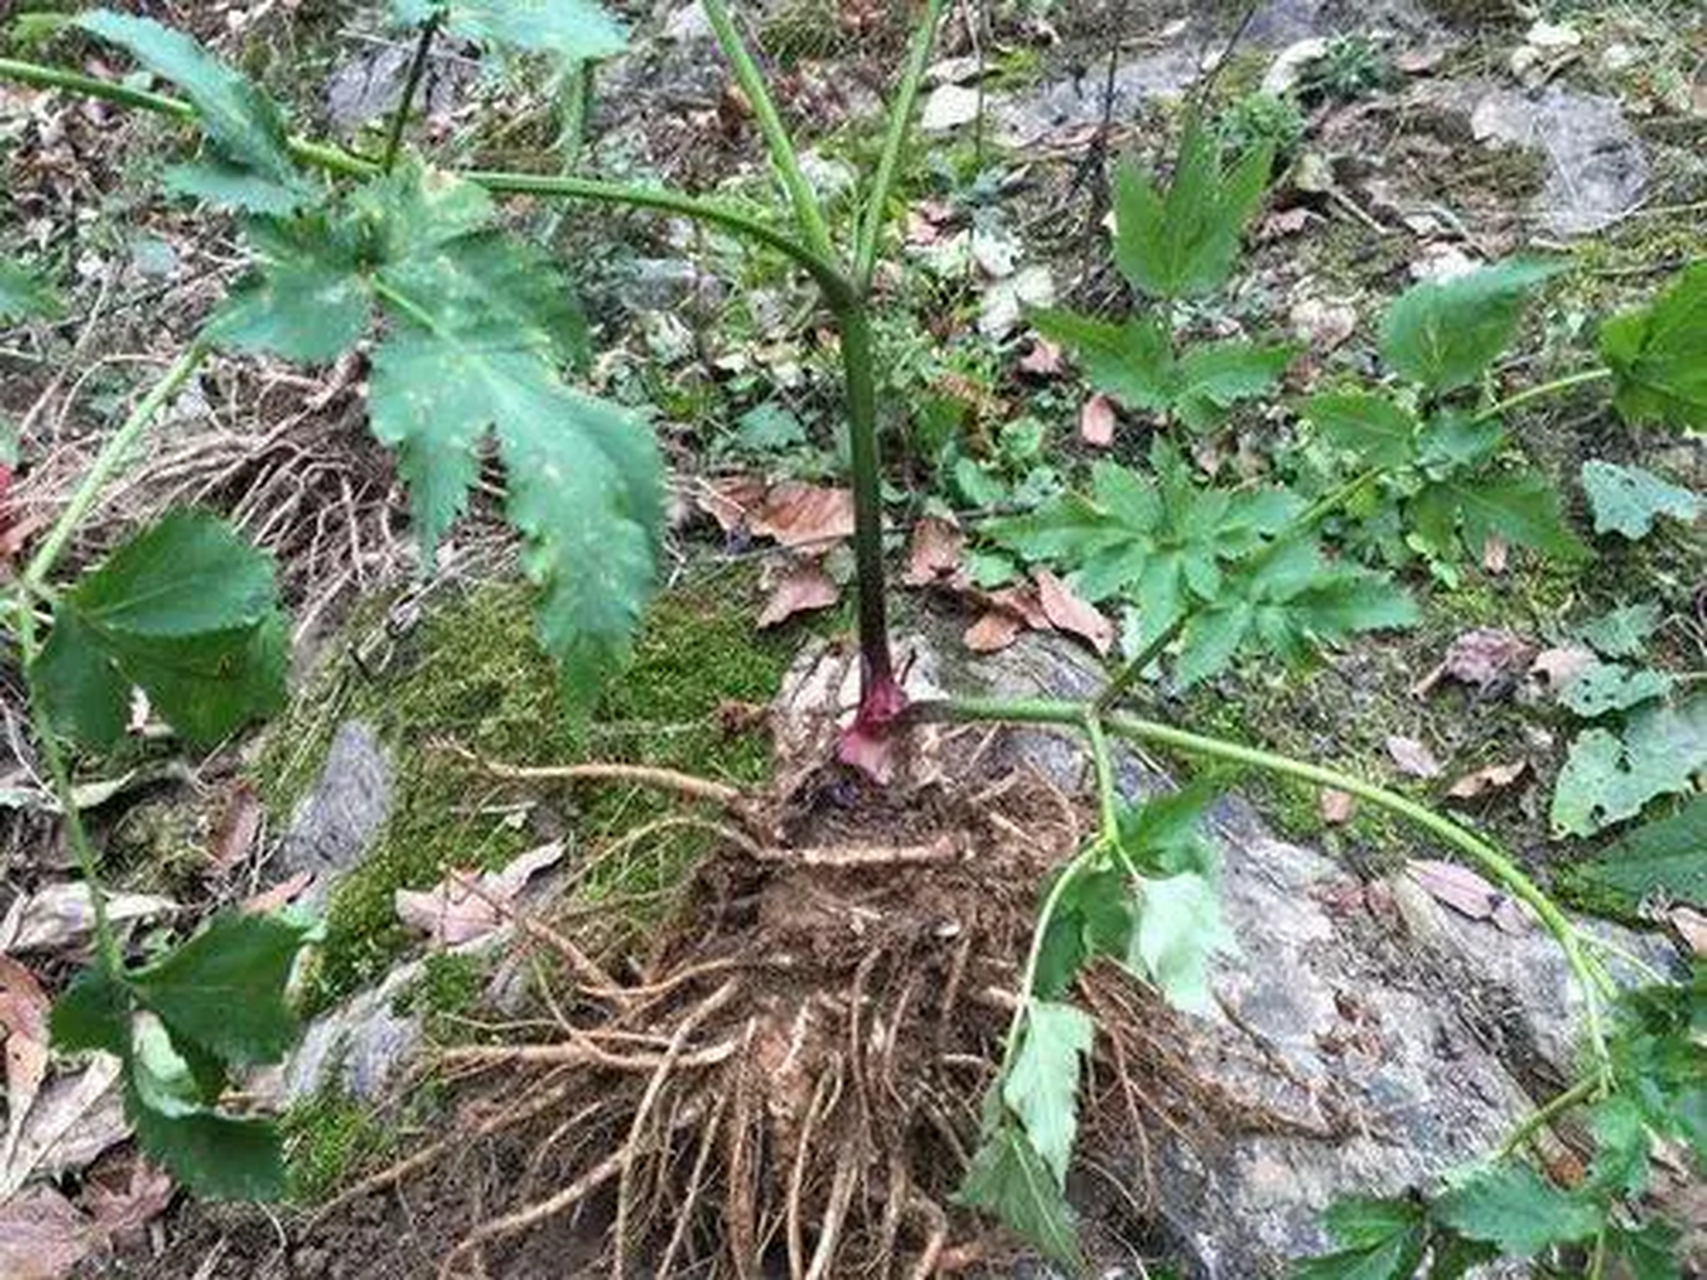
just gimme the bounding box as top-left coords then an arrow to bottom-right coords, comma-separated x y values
381,10 -> 441,174
24,343 -> 210,591
853,0 -> 948,292
837,304 -> 894,684
1497,1076 -> 1600,1160
698,0 -> 836,264
932,695 -> 1616,1072
1472,366 -> 1612,424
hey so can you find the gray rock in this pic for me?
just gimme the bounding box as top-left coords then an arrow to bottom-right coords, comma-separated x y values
277,722 -> 393,910
616,257 -> 727,314
324,43 -> 471,134
277,957 -> 425,1104
988,49 -> 1201,149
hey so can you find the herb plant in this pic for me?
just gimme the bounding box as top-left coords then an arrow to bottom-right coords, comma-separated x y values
1,2 -> 1702,1274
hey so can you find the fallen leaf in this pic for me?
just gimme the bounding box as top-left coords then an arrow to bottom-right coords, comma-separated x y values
1384,735 -> 1443,779
1320,788 -> 1357,824
1035,570 -> 1113,654
1412,628 -> 1536,696
963,610 -> 1024,653
1445,761 -> 1527,800
1079,394 -> 1116,447
1289,296 -> 1357,352
0,1187 -> 99,1280
901,516 -> 965,587
1017,336 -> 1063,377
206,780 -> 261,873
695,475 -> 767,534
1395,45 -> 1448,74
1481,533 -> 1508,574
82,1158 -> 174,1241
985,584 -> 1050,631
1527,646 -> 1595,696
0,956 -> 50,1172
757,561 -> 840,628
1670,906 -> 1706,958
0,884 -> 176,953
241,870 -> 316,915
750,483 -> 856,549
1406,860 -> 1530,934
1258,207 -> 1313,240
395,842 -> 565,946
1,1054 -> 127,1195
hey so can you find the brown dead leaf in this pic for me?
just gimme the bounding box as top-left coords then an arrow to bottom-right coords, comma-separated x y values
1259,207 -> 1313,240
1445,761 -> 1527,800
0,1187 -> 99,1280
1406,860 -> 1530,933
1412,628 -> 1536,696
987,585 -> 1050,631
1384,734 -> 1443,779
757,561 -> 841,628
750,483 -> 856,549
963,610 -> 1024,653
1,1054 -> 127,1196
901,516 -> 965,587
241,870 -> 316,915
82,1158 -> 174,1241
1670,906 -> 1707,958
1528,645 -> 1595,696
1481,533 -> 1508,574
695,475 -> 767,534
395,842 -> 565,946
0,884 -> 176,953
1017,336 -> 1063,377
206,780 -> 261,874
1078,394 -> 1116,447
1320,788 -> 1357,824
1035,570 -> 1113,654
0,956 -> 50,1166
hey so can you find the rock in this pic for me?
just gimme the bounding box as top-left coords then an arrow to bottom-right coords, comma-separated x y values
1261,37 -> 1330,96
324,44 -> 469,133
662,0 -> 711,41
978,264 -> 1054,339
276,722 -> 393,910
615,257 -> 725,314
920,83 -> 982,133
272,958 -> 425,1105
988,49 -> 1200,148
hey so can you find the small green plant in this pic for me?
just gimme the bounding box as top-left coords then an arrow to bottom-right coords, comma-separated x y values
1301,35 -> 1394,102
1213,91 -> 1306,164
2,2 -> 1703,1273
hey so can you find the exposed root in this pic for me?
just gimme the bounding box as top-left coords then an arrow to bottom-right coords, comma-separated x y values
439,738 -> 750,809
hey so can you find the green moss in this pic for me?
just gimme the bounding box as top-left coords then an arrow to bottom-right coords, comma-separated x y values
258,575 -> 795,1014
282,1086 -> 391,1204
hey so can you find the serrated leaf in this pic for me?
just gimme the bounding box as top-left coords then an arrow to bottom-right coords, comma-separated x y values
1379,261 -> 1560,393
1003,1001 -> 1094,1184
1172,339 -> 1298,432
129,913 -> 309,1066
1113,124 -> 1272,299
956,1122 -> 1083,1271
1433,1163 -> 1604,1257
390,0 -> 627,61
1587,1094 -> 1651,1197
77,11 -> 300,189
1115,781 -> 1220,878
207,215 -> 372,362
1578,603 -> 1661,659
32,512 -> 287,747
1601,263 -> 1707,432
1031,310 -> 1175,413
1129,871 -> 1234,1014
1449,470 -> 1590,561
1565,798 -> 1707,912
1293,1234 -> 1426,1280
1606,1221 -> 1683,1280
0,262 -> 63,322
1551,700 -> 1706,837
164,161 -> 308,215
1417,411 -> 1506,473
49,968 -> 131,1057
1321,1195 -> 1426,1250
1303,392 -> 1419,469
1034,867 -> 1135,1000
1561,662 -> 1673,718
1581,461 -> 1699,540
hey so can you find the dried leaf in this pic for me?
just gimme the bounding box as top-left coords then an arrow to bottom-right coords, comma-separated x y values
0,1187 -> 99,1280
1289,296 -> 1357,352
395,841 -> 565,946
241,869 -> 315,915
1446,761 -> 1527,800
1528,645 -> 1596,696
1035,570 -> 1113,654
901,516 -> 965,587
1320,788 -> 1357,824
0,956 -> 51,1169
750,483 -> 856,548
1384,735 -> 1443,779
1670,906 -> 1706,958
206,779 -> 261,873
1078,394 -> 1116,447
757,561 -> 840,628
1413,628 -> 1536,696
0,884 -> 176,953
987,585 -> 1050,631
82,1158 -> 174,1240
1407,860 -> 1530,933
695,475 -> 768,534
1,1054 -> 127,1195
1017,337 -> 1064,376
964,610 -> 1024,653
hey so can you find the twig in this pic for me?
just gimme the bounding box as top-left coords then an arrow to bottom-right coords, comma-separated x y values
437,739 -> 746,807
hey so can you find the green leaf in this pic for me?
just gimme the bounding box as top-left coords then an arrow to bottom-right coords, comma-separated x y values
1113,124 -> 1272,299
1031,310 -> 1175,413
129,913 -> 310,1066
1172,339 -> 1298,433
956,1121 -> 1083,1271
1433,1162 -> 1604,1257
1561,662 -> 1673,718
0,261 -> 64,322
1293,1196 -> 1427,1280
1003,1001 -> 1094,1184
1581,461 -> 1699,540
1587,1094 -> 1652,1197
390,0 -> 627,61
32,512 -> 287,747
1034,867 -> 1135,1000
1551,700 -> 1706,837
368,327 -> 661,712
1379,261 -> 1560,393
1450,470 -> 1589,561
1578,603 -> 1662,660
1128,871 -> 1234,1014
1605,1221 -> 1683,1280
1115,781 -> 1220,878
1416,411 -> 1505,474
1565,798 -> 1707,913
1303,392 -> 1419,469
1600,263 -> 1707,432
49,968 -> 131,1057
77,11 -> 300,189
164,161 -> 309,215
207,216 -> 372,363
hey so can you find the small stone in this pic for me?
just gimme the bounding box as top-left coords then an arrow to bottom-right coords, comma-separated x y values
978,265 -> 1053,339
1261,37 -> 1329,96
1599,42 -> 1637,74
920,84 -> 981,133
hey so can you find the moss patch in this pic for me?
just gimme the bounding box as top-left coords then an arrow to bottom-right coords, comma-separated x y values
282,1086 -> 392,1205
256,573 -> 796,1013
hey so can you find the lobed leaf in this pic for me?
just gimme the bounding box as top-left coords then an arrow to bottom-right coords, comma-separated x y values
1432,1163 -> 1604,1257
1560,662 -> 1673,718
956,1120 -> 1083,1271
1550,699 -> 1705,837
1577,603 -> 1661,660
1002,1001 -> 1094,1184
1379,261 -> 1560,394
1303,391 -> 1418,470
1410,470 -> 1589,564
1580,460 -> 1699,540
1563,797 -> 1707,914
1128,871 -> 1235,1014
390,0 -> 628,61
1034,866 -> 1134,1000
1171,339 -> 1298,433
207,215 -> 373,363
1030,309 -> 1175,413
164,161 -> 309,215
1600,264 -> 1707,432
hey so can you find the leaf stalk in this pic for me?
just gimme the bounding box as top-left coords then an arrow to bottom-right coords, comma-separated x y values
381,9 -> 441,174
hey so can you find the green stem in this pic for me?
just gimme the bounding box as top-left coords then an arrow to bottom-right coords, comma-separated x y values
1497,1076 -> 1600,1160
852,0 -> 947,292
836,304 -> 894,684
24,343 -> 210,591
932,695 -> 1616,1073
698,0 -> 837,264
1084,712 -> 1121,840
381,10 -> 441,174
1472,366 -> 1612,424
1001,833 -> 1102,1074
